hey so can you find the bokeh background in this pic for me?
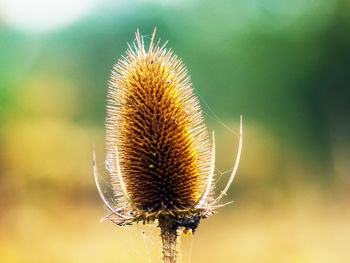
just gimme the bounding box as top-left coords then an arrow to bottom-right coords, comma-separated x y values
1,0 -> 350,262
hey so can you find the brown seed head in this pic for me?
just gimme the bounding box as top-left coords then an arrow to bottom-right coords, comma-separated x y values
106,29 -> 212,214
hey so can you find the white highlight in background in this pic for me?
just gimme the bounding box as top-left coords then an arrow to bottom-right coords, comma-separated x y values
1,0 -> 95,32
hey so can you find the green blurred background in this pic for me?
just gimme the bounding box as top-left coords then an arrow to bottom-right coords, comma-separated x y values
1,0 -> 350,262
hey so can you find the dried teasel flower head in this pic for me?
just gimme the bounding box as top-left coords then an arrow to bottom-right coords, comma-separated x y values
93,28 -> 242,262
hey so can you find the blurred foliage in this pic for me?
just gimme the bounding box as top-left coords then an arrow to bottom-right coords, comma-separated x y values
0,0 -> 350,262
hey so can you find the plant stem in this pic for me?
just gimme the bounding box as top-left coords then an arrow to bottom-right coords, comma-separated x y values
159,216 -> 180,263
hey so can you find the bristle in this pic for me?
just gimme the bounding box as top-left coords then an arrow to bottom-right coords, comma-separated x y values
106,29 -> 211,213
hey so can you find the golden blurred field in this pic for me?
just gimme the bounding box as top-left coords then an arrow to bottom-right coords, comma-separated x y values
1,116 -> 350,262
2,188 -> 350,263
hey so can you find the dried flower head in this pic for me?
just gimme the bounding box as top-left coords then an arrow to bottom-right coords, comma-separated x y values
93,28 -> 242,263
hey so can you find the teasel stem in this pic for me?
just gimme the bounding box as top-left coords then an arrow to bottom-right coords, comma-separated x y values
158,216 -> 180,263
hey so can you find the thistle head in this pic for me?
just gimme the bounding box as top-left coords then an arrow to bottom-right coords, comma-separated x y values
94,28 -> 242,232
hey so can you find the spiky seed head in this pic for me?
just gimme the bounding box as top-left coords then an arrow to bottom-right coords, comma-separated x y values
106,29 -> 212,214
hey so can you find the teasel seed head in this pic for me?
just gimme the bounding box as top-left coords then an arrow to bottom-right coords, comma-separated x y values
93,28 -> 243,263
106,28 -> 212,215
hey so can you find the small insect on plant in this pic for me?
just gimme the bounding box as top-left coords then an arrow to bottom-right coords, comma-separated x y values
93,28 -> 243,263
